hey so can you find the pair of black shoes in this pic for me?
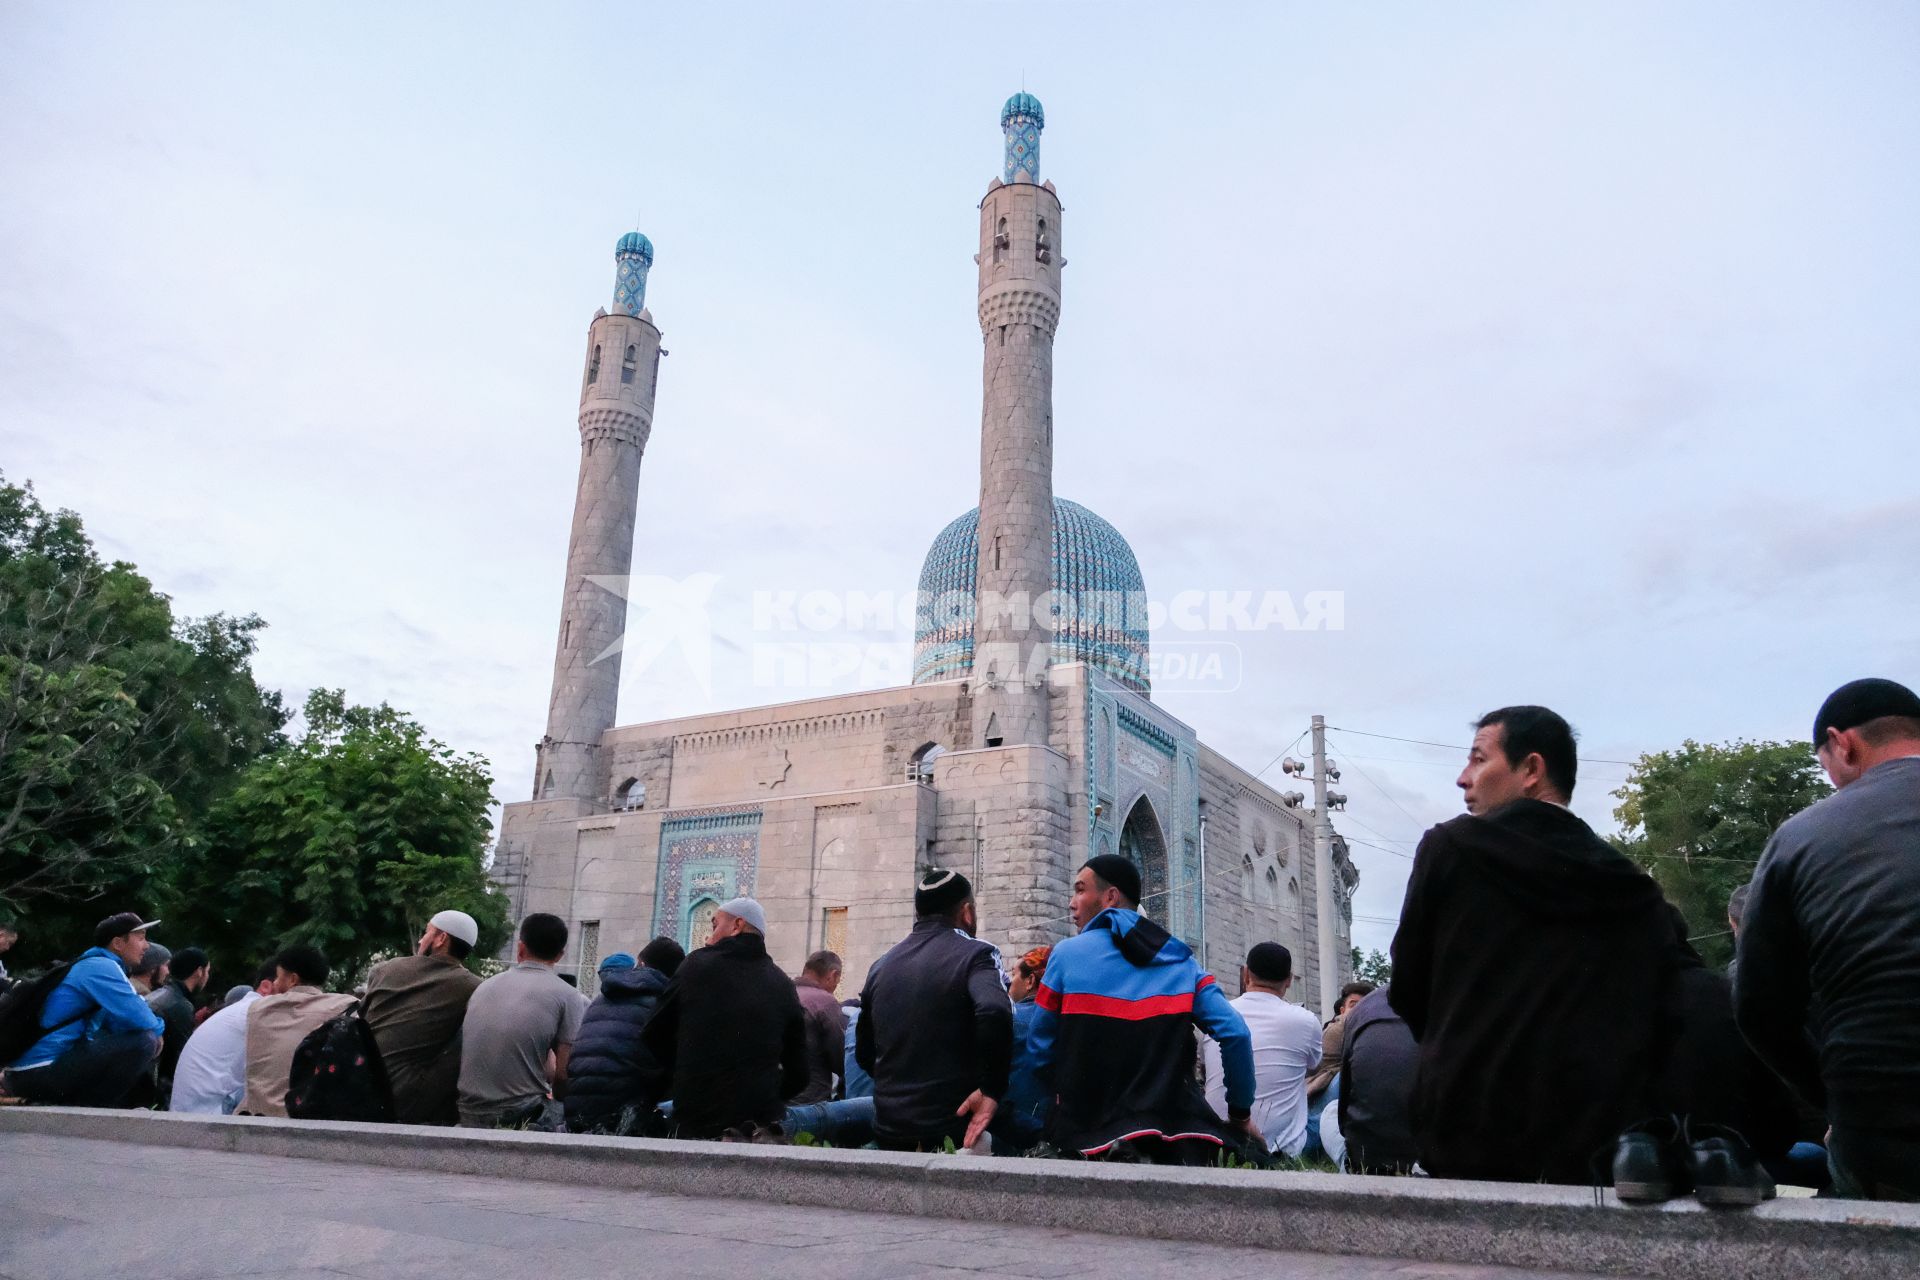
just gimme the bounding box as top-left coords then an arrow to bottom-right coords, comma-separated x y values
1612,1116 -> 1777,1208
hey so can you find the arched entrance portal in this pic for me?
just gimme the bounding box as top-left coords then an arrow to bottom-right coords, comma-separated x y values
1118,796 -> 1170,919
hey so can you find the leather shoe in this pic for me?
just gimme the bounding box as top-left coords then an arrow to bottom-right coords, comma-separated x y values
1685,1120 -> 1777,1208
1612,1116 -> 1688,1204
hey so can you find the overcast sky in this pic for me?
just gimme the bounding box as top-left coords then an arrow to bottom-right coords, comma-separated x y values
4,3 -> 1916,956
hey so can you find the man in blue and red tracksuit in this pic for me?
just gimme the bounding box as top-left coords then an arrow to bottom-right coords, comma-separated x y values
1028,854 -> 1260,1163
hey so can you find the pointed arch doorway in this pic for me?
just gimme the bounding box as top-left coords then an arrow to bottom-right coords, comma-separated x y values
1118,795 -> 1170,919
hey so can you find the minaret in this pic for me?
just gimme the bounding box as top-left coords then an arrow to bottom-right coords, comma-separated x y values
536,232 -> 663,804
972,92 -> 1061,748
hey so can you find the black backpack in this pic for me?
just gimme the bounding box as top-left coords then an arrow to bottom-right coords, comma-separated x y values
286,1004 -> 394,1123
0,961 -> 79,1067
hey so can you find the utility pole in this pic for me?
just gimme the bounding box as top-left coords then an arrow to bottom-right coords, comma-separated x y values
1311,714 -> 1339,1019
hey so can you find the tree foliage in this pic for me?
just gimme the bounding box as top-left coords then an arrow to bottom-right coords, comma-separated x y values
0,475 -> 286,959
173,688 -> 510,986
1612,739 -> 1829,970
1350,947 -> 1392,988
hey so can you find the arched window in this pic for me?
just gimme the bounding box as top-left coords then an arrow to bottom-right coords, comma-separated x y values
540,770 -> 555,799
1264,865 -> 1280,907
1241,855 -> 1255,903
614,777 -> 645,811
621,344 -> 638,384
907,742 -> 946,785
587,345 -> 601,385
993,215 -> 1009,264
1036,216 -> 1051,263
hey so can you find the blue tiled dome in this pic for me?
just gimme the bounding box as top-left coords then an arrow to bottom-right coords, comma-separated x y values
615,231 -> 654,263
1000,92 -> 1045,129
913,498 -> 1149,694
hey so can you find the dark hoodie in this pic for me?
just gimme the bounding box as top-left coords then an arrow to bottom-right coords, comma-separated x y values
1389,799 -> 1682,1184
564,964 -> 670,1132
640,931 -> 808,1139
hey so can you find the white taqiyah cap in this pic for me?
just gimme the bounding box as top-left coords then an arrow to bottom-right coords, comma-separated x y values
429,909 -> 479,947
716,897 -> 766,934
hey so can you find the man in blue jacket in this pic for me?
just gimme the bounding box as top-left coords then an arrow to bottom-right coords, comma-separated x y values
2,912 -> 165,1107
1029,855 -> 1258,1162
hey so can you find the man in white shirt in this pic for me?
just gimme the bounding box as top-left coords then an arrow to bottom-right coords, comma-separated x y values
1202,942 -> 1323,1159
169,962 -> 277,1115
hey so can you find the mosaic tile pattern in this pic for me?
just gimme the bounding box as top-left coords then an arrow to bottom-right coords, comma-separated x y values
912,498 -> 1150,693
613,231 -> 653,316
650,805 -> 761,947
1001,92 -> 1044,184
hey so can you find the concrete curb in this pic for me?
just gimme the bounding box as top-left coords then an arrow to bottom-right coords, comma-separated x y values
4,1106 -> 1916,1279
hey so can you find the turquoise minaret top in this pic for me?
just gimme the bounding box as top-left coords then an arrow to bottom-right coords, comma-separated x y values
1001,92 -> 1044,184
613,231 -> 653,316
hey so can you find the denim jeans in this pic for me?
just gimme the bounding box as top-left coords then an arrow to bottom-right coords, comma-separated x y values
1829,1125 -> 1920,1201
5,1030 -> 159,1108
784,1097 -> 876,1147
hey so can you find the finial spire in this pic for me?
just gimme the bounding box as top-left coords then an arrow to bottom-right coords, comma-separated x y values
1001,92 -> 1044,185
612,231 -> 654,316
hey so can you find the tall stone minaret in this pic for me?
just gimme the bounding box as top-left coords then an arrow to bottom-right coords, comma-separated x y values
972,92 -> 1062,749
536,232 -> 663,804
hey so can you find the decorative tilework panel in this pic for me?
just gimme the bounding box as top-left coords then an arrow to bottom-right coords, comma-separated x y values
651,807 -> 762,947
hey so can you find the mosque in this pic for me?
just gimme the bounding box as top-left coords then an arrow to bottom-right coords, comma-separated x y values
491,94 -> 1358,1011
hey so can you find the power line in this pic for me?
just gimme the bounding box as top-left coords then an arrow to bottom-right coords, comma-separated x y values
1342,835 -> 1414,861
1329,725 -> 1640,768
1325,730 -> 1434,833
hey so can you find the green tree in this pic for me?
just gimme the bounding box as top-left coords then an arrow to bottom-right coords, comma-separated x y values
1612,739 -> 1829,970
0,476 -> 286,963
174,688 -> 509,986
1350,947 -> 1392,987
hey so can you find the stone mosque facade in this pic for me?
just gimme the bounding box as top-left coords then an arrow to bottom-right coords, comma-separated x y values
492,95 -> 1358,1011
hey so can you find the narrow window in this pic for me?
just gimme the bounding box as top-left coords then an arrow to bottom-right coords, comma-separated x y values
577,921 -> 601,996
587,345 -> 601,384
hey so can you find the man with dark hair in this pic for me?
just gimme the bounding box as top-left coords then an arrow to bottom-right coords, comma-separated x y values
1027,855 -> 1257,1163
643,899 -> 809,1141
147,945 -> 208,1106
1,913 -> 164,1108
171,961 -> 277,1115
361,909 -> 484,1125
458,912 -> 585,1128
566,938 -> 685,1135
240,944 -> 354,1117
1738,678 -> 1920,1200
856,871 -> 1012,1151
1308,979 -> 1378,1099
0,922 -> 19,991
1202,942 -> 1322,1159
1390,705 -> 1683,1184
791,950 -> 847,1107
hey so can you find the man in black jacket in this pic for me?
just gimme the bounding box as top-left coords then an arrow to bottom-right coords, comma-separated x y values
1390,705 -> 1682,1184
856,870 -> 1013,1151
641,900 -> 807,1141
1737,678 -> 1920,1200
565,936 -> 684,1135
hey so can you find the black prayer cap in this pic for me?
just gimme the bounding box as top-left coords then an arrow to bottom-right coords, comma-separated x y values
1813,677 -> 1920,746
1245,942 -> 1293,983
1082,854 -> 1142,907
915,868 -> 973,917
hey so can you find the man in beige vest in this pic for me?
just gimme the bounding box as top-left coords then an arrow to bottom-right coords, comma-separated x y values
240,945 -> 353,1117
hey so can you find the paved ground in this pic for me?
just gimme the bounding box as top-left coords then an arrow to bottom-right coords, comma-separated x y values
0,1133 -> 1644,1280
